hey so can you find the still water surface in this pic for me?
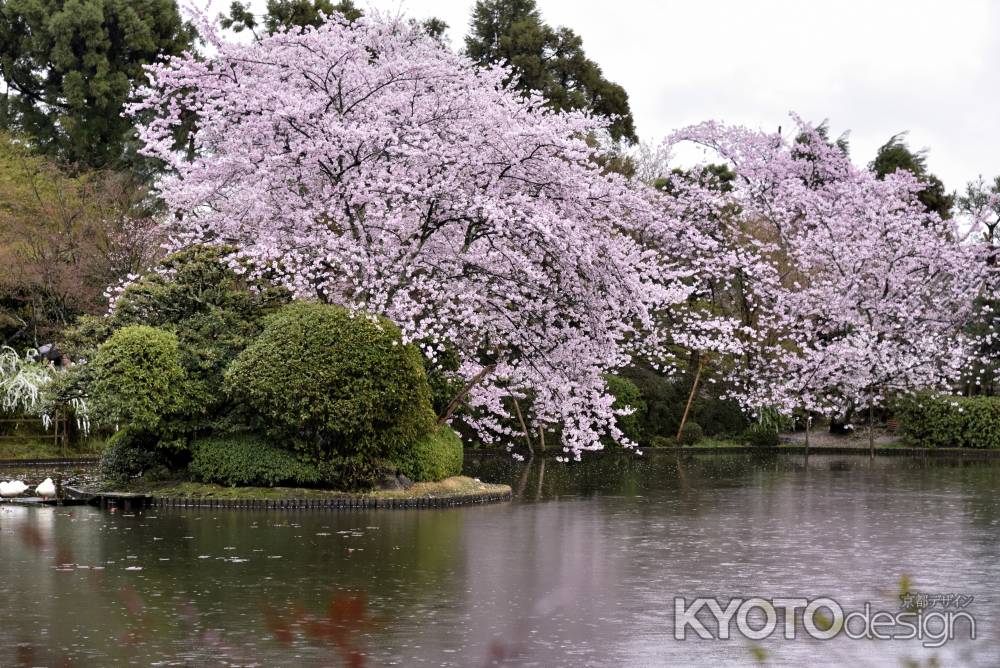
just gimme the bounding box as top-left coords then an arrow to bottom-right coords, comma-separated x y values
1,453 -> 998,667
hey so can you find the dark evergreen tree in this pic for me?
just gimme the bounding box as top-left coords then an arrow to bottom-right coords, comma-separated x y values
0,0 -> 194,170
465,0 -> 637,143
870,133 -> 954,218
220,0 -> 362,37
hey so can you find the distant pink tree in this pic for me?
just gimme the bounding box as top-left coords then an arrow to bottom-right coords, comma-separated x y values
131,13 -> 692,458
659,119 -> 983,431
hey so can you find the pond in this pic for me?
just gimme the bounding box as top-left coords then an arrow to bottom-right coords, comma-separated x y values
1,452 -> 998,667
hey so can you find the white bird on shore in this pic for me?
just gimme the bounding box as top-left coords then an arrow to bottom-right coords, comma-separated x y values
1,481 -> 28,497
35,478 -> 56,500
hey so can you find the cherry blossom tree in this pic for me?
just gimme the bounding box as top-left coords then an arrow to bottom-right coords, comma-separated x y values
130,12 -> 691,458
957,177 -> 1000,395
658,118 -> 983,445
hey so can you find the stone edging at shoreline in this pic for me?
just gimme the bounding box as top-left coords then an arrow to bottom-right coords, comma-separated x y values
466,446 -> 1000,458
150,490 -> 512,510
0,457 -> 99,467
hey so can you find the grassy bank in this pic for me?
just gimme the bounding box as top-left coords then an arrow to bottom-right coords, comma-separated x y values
0,436 -> 106,461
109,475 -> 511,502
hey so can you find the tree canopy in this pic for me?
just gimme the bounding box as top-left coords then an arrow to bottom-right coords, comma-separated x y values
131,14 -> 687,457
220,0 -> 363,37
0,0 -> 194,171
870,133 -> 954,219
464,0 -> 637,143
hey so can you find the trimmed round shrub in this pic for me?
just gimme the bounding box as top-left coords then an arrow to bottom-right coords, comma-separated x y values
189,434 -> 323,487
396,426 -> 464,482
744,425 -> 780,447
650,435 -> 672,448
225,302 -> 436,470
90,325 -> 187,432
679,422 -> 704,446
98,428 -> 168,482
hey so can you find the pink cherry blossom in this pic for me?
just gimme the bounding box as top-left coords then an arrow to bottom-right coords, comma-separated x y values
130,12 -> 691,458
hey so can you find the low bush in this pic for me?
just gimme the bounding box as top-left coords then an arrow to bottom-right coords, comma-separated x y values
189,434 -> 324,487
679,422 -> 704,446
98,428 -> 168,482
397,425 -> 464,482
315,455 -> 397,492
896,393 -> 1000,449
744,424 -> 780,447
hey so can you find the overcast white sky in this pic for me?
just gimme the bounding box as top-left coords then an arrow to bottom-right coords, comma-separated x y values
236,0 -> 1000,191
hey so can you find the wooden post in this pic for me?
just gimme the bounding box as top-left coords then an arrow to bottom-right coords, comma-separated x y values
676,355 -> 705,445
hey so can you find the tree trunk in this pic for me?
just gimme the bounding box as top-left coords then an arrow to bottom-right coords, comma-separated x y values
804,413 -> 810,456
437,364 -> 495,425
868,403 -> 875,458
676,355 -> 705,444
513,397 -> 534,458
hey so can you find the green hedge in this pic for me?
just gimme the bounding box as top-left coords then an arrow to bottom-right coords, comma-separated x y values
897,394 -> 1000,449
397,425 -> 464,482
189,434 -> 324,487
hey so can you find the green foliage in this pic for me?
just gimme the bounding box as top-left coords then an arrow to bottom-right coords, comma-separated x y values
314,455 -> 396,492
68,245 -> 291,434
0,0 -> 195,170
655,163 -> 736,195
755,406 -> 793,434
189,433 -> 324,487
422,343 -> 466,419
605,374 -> 646,443
649,435 -> 672,448
396,426 -> 464,482
98,427 -> 166,482
896,394 -> 1000,449
619,363 -> 749,442
89,325 -> 187,432
220,0 -> 362,36
743,424 -> 780,447
679,421 -> 704,446
225,302 -> 437,467
465,0 -> 636,143
870,133 -> 953,218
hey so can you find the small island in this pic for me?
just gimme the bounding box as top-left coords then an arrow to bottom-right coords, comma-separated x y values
14,246 -> 513,505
